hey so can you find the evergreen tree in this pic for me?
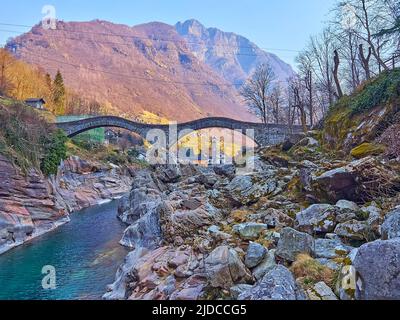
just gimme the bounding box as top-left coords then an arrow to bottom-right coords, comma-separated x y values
52,70 -> 66,115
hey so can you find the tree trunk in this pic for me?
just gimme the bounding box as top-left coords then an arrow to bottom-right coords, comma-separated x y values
333,50 -> 343,99
359,44 -> 372,80
305,70 -> 313,127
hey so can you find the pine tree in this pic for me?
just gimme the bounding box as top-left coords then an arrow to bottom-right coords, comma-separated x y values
52,70 -> 66,115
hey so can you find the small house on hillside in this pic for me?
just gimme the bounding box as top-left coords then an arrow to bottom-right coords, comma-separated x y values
25,98 -> 46,110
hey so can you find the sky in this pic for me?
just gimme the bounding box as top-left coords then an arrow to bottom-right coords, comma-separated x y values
0,0 -> 336,67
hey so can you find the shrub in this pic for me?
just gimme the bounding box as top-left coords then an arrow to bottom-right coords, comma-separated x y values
0,102 -> 50,171
40,129 -> 68,175
105,152 -> 128,165
127,148 -> 140,159
291,254 -> 335,288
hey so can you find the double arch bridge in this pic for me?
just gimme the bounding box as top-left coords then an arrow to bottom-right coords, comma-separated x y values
56,116 -> 305,147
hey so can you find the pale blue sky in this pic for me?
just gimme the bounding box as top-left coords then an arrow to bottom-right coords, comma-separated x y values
0,0 -> 336,67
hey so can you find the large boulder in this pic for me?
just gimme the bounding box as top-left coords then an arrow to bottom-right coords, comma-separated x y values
205,246 -> 252,290
295,204 -> 339,234
381,208 -> 400,240
311,157 -> 400,203
239,265 -> 305,300
276,228 -> 315,262
353,239 -> 400,300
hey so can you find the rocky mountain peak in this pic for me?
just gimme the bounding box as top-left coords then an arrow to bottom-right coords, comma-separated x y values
175,19 -> 295,87
175,19 -> 208,38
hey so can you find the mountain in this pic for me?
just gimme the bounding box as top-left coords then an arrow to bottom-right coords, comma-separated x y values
175,19 -> 295,87
6,19 -> 293,122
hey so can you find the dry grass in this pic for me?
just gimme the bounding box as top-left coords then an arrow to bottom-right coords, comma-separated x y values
291,254 -> 335,288
231,210 -> 250,223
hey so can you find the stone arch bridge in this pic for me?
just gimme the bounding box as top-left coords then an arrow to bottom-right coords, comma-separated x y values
56,116 -> 304,147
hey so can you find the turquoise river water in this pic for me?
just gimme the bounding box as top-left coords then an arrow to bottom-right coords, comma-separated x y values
0,200 -> 129,300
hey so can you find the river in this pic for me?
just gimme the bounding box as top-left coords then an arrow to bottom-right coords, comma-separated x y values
0,200 -> 129,300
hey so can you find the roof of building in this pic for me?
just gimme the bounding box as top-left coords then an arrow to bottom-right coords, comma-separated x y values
25,98 -> 46,104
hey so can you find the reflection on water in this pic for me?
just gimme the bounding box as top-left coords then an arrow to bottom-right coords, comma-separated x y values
0,201 -> 128,300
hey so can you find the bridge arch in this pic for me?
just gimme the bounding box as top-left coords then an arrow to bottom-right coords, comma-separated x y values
56,116 -> 304,148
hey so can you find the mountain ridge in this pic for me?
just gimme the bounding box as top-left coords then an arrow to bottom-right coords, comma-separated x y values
6,19 -> 293,122
175,19 -> 295,87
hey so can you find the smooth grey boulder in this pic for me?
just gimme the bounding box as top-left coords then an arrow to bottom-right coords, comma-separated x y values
381,208 -> 400,240
239,265 -> 305,300
353,239 -> 400,300
295,204 -> 338,234
276,227 -> 315,262
245,242 -> 267,269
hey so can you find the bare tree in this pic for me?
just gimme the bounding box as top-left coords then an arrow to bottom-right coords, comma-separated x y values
269,85 -> 283,124
240,63 -> 276,124
296,50 -> 316,126
337,0 -> 395,72
288,77 -> 308,133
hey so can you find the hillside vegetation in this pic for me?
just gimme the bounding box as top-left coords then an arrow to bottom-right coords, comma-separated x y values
0,97 -> 67,175
322,69 -> 400,159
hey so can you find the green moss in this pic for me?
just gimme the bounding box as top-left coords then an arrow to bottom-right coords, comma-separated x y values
350,69 -> 400,114
350,142 -> 386,159
322,102 -> 357,151
321,69 -> 400,154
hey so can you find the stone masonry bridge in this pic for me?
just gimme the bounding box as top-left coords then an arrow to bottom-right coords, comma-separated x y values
56,116 -> 305,147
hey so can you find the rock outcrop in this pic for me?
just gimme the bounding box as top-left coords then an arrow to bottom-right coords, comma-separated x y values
0,155 -> 133,254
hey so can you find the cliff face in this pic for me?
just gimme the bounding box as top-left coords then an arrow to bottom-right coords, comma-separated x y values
0,155 -> 133,255
0,155 -> 66,254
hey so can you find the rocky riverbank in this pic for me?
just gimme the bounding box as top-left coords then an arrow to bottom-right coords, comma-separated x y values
104,136 -> 400,300
0,156 -> 133,255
